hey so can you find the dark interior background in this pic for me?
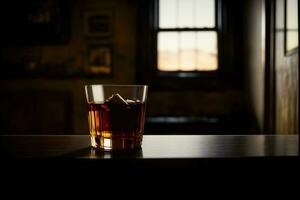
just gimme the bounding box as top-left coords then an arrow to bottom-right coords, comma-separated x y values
0,0 -> 298,135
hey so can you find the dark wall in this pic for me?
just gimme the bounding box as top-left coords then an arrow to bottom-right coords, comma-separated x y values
1,0 -> 137,83
0,0 -> 257,134
243,0 -> 299,135
243,0 -> 266,133
0,0 -> 138,134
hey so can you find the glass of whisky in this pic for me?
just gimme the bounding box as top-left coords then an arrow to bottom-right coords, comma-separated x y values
85,84 -> 148,151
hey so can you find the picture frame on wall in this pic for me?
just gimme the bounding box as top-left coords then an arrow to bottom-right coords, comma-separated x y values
84,10 -> 113,37
85,44 -> 113,76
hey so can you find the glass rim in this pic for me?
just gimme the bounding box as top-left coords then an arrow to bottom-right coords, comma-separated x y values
85,84 -> 148,88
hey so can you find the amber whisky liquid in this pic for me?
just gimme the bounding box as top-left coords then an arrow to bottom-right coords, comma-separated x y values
88,100 -> 145,150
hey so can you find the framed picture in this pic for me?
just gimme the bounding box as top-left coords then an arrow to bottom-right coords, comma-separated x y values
84,10 -> 113,37
86,44 -> 113,75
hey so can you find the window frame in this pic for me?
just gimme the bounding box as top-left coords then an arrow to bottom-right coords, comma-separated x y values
136,0 -> 239,90
157,0 -> 219,73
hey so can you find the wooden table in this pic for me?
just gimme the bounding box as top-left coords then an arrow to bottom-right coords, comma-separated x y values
0,134 -> 298,186
0,135 -> 298,159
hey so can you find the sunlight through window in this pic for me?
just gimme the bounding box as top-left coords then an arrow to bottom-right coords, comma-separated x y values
158,0 -> 218,71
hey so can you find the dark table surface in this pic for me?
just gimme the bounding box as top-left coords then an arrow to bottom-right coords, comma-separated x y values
0,134 -> 299,185
0,134 -> 298,158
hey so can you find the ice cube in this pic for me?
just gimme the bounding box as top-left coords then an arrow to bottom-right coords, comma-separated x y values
106,93 -> 128,105
126,99 -> 136,104
126,99 -> 141,104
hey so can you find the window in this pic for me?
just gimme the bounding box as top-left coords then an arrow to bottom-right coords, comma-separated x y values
158,0 -> 218,72
136,0 -> 242,90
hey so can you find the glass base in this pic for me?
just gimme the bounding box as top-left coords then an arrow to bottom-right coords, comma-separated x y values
90,134 -> 142,151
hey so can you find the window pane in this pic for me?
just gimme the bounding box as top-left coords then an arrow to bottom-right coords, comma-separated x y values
158,32 -> 179,71
286,0 -> 298,51
158,31 -> 218,71
195,0 -> 215,27
195,32 -> 217,70
287,0 -> 298,29
287,32 -> 298,51
179,32 -> 196,70
159,0 -> 215,28
178,0 -> 194,28
159,0 -> 177,28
